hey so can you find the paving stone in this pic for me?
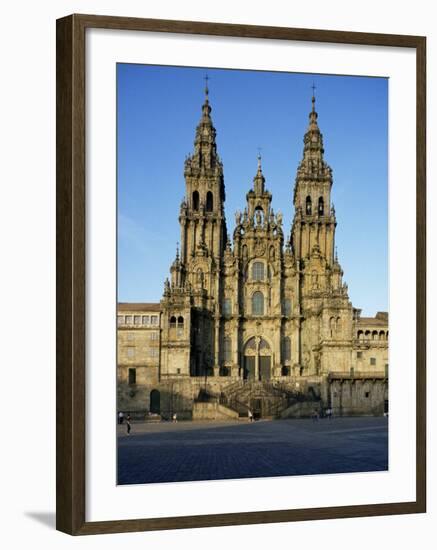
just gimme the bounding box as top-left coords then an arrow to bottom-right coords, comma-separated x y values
117,417 -> 388,485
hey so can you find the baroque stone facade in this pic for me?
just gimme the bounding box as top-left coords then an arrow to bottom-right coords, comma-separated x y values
117,85 -> 388,419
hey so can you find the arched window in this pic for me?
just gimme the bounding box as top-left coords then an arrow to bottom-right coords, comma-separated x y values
252,291 -> 264,316
365,330 -> 371,340
223,337 -> 232,363
329,316 -> 335,337
283,336 -> 291,362
223,298 -> 232,316
192,190 -> 199,211
254,206 -> 264,225
379,330 -> 385,341
372,330 -> 378,340
176,316 -> 184,337
169,316 -> 177,328
252,261 -> 264,281
306,195 -> 312,215
206,191 -> 213,212
357,330 -> 364,340
318,196 -> 324,215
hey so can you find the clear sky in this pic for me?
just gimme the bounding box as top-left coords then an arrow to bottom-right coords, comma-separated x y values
117,64 -> 388,317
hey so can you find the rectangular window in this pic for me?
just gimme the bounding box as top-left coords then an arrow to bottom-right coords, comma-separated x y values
357,351 -> 362,359
142,315 -> 150,325
151,315 -> 158,325
150,331 -> 158,340
134,315 -> 141,325
365,391 -> 370,398
224,338 -> 232,362
149,348 -> 159,358
252,261 -> 264,281
117,315 -> 125,326
127,333 -> 134,341
125,315 -> 133,325
283,298 -> 292,317
128,368 -> 136,385
127,347 -> 135,358
223,298 -> 232,316
370,357 -> 376,365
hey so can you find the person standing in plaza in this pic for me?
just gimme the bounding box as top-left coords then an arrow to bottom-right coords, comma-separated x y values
126,414 -> 131,435
118,411 -> 124,425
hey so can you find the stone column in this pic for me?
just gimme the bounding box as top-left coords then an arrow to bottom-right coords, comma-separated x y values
255,336 -> 260,381
214,318 -> 220,374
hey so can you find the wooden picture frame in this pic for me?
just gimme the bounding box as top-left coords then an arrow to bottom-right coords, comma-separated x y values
56,13 -> 426,535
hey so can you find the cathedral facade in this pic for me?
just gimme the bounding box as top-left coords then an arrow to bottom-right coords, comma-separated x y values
117,85 -> 388,419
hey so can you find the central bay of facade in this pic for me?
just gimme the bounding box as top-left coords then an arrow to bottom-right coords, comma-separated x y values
117,85 -> 388,421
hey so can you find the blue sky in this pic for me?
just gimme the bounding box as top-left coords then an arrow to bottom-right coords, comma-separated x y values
117,64 -> 388,316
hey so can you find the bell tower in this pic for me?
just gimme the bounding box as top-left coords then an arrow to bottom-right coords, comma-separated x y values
179,79 -> 227,284
291,90 -> 337,265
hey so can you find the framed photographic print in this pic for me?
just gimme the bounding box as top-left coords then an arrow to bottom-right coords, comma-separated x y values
56,14 -> 426,535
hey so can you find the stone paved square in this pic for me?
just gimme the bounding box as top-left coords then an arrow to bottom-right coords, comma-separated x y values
117,417 -> 388,485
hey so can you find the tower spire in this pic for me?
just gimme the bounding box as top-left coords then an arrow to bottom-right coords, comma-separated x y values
184,76 -> 221,172
294,87 -> 332,181
253,152 -> 265,195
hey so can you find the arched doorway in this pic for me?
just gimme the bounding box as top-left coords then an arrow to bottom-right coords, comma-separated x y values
150,389 -> 160,414
243,337 -> 271,381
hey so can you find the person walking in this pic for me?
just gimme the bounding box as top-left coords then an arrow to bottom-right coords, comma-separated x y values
248,409 -> 253,422
126,414 -> 131,435
118,411 -> 124,425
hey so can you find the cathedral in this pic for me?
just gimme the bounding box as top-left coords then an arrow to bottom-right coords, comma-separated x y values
117,83 -> 389,420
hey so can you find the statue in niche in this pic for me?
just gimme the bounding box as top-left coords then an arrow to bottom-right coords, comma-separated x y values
311,271 -> 319,289
255,209 -> 262,226
196,268 -> 204,286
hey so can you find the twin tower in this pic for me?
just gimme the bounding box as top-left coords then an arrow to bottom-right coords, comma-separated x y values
160,83 -> 351,382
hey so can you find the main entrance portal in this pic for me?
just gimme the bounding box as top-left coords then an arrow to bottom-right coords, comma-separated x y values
243,337 -> 272,381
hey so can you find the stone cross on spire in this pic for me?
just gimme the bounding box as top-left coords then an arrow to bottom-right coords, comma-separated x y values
311,82 -> 316,112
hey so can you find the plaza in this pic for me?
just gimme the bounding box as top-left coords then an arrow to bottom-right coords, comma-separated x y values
117,416 -> 388,485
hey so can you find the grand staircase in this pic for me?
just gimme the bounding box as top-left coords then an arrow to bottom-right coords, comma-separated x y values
216,380 -> 320,419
